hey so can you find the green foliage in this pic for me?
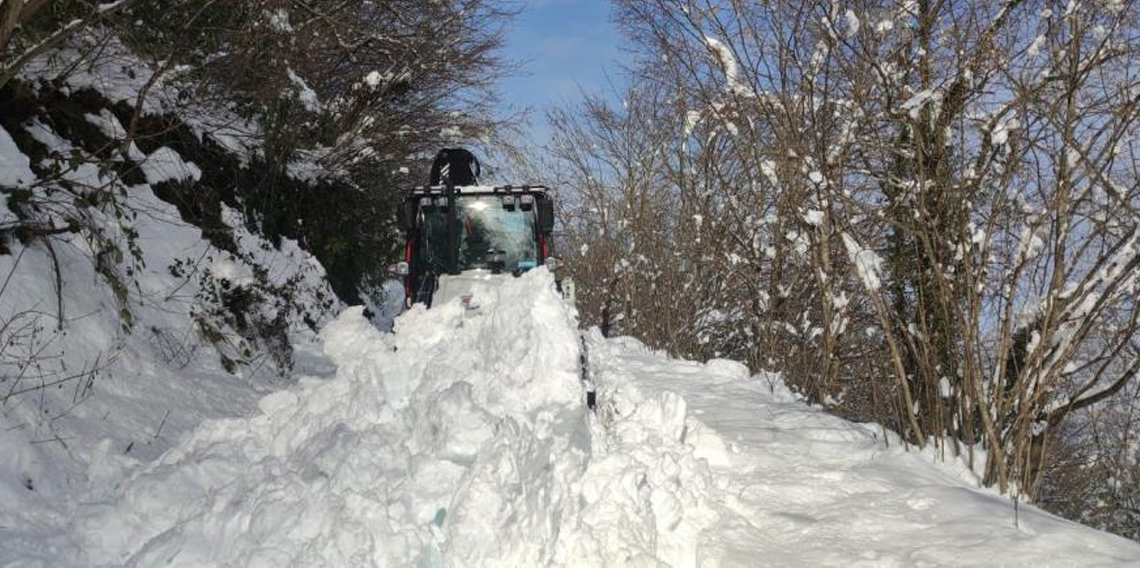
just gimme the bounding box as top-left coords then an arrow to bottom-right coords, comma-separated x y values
11,1 -> 91,38
124,1 -> 251,62
191,263 -> 296,377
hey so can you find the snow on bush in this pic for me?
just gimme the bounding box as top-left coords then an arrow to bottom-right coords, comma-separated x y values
841,232 -> 884,291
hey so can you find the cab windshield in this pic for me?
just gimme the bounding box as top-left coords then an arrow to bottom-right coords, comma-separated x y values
419,195 -> 539,274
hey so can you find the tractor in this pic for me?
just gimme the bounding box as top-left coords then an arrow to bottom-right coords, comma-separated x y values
393,148 -> 570,308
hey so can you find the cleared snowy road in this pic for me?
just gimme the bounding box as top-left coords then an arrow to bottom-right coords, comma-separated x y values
50,269 -> 1140,566
587,333 -> 1140,566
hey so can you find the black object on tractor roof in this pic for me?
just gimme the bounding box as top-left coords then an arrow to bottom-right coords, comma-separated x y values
429,148 -> 481,186
395,149 -> 555,307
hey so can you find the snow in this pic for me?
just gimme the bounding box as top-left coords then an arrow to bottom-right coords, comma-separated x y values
704,36 -> 749,97
268,8 -> 294,33
65,269 -> 586,566
993,117 -> 1020,145
844,9 -> 861,37
364,70 -> 396,88
1064,0 -> 1079,18
84,110 -> 146,160
20,36 -> 164,114
140,147 -> 202,184
287,68 -> 321,113
684,109 -> 702,135
0,125 -> 32,222
1018,224 -> 1046,261
760,159 -> 779,185
842,232 -> 885,291
20,35 -> 296,172
96,0 -> 126,14
0,124 -> 35,188
901,89 -> 942,120
3,269 -> 1137,566
0,93 -> 340,566
587,335 -> 1140,566
6,33 -> 1140,554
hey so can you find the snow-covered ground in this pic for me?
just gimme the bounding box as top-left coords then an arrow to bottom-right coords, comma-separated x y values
588,334 -> 1140,566
1,95 -> 339,565
5,269 -> 1137,567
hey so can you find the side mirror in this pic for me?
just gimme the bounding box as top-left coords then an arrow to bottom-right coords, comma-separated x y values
545,256 -> 562,271
389,261 -> 410,276
537,198 -> 554,234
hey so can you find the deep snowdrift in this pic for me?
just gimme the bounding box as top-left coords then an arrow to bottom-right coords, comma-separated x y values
71,269 -> 592,566
6,269 -> 1139,567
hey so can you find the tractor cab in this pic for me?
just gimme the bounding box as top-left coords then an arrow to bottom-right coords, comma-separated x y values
394,150 -> 557,307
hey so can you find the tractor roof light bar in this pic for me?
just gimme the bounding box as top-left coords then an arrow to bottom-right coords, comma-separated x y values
407,184 -> 550,196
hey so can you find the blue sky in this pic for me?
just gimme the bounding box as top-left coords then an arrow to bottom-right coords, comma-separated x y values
497,0 -> 629,146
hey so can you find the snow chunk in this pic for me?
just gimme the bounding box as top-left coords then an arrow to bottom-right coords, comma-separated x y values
0,125 -> 33,223
845,9 -> 861,37
84,109 -> 127,140
85,110 -> 146,160
286,68 -> 321,113
705,37 -> 738,86
0,125 -> 35,188
993,117 -> 1020,145
842,233 -> 885,291
684,109 -> 702,135
704,36 -> 751,97
901,89 -> 942,120
267,8 -> 293,32
760,160 -> 779,185
141,147 -> 202,184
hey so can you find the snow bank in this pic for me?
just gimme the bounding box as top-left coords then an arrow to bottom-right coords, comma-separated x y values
61,269 -> 743,567
567,331 -> 721,566
73,270 -> 585,566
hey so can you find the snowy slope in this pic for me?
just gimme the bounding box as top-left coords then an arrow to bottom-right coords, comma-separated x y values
12,269 -> 1136,567
0,115 -> 338,565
